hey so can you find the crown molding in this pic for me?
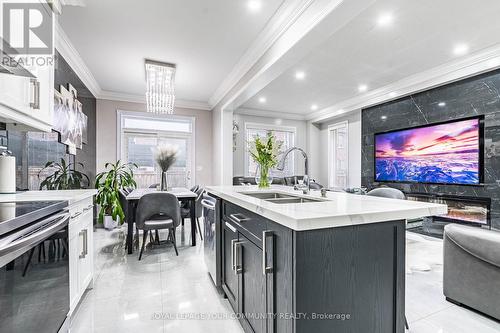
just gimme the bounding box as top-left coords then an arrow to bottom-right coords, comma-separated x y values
99,90 -> 211,110
235,107 -> 307,120
308,43 -> 500,123
98,90 -> 144,104
54,21 -> 101,98
208,0 -> 315,108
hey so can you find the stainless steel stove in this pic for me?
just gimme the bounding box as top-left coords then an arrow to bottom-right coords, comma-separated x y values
0,200 -> 70,333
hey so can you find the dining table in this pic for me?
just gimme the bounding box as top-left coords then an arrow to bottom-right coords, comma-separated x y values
125,188 -> 198,254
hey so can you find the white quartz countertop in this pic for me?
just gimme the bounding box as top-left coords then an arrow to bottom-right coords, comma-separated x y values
205,185 -> 448,231
0,189 -> 97,205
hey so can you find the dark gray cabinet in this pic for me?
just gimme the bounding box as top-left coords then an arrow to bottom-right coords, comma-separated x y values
218,199 -> 405,333
221,202 -> 282,333
221,217 -> 277,333
221,219 -> 239,310
240,234 -> 267,333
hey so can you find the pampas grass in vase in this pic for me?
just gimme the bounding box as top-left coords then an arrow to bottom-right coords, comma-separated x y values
154,144 -> 178,191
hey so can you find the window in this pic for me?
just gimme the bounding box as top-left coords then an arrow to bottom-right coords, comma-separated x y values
328,121 -> 348,189
118,112 -> 195,188
8,131 -> 68,190
245,123 -> 295,178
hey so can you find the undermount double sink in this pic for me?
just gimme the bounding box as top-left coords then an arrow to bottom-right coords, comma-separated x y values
240,191 -> 325,204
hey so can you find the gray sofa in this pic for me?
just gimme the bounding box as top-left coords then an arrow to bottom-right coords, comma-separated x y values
443,224 -> 500,320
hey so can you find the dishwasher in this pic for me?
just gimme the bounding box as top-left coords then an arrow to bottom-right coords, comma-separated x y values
202,193 -> 221,289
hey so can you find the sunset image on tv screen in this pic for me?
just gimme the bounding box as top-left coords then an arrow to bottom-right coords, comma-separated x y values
375,118 -> 481,185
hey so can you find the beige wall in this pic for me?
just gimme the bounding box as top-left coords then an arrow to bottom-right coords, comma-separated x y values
96,99 -> 213,186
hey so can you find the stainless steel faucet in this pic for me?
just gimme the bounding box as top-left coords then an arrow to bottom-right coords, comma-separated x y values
277,147 -> 310,194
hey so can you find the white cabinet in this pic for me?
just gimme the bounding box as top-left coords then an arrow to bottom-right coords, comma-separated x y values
0,59 -> 54,132
68,197 -> 94,314
0,73 -> 32,114
0,0 -> 54,132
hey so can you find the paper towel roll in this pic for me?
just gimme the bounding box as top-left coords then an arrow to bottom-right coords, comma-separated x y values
0,156 -> 16,193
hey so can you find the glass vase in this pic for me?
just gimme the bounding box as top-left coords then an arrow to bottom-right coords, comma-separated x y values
255,164 -> 272,188
160,171 -> 168,191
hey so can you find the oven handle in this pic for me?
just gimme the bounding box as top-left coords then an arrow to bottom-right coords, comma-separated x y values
0,212 -> 70,258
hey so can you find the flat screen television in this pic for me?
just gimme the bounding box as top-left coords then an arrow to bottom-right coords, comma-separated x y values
374,116 -> 484,185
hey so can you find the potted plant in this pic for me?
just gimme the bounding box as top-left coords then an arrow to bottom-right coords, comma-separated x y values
154,144 -> 178,191
95,161 -> 137,230
39,158 -> 89,190
248,133 -> 282,188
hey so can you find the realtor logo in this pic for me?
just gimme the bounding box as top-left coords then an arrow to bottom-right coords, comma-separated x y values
2,2 -> 53,55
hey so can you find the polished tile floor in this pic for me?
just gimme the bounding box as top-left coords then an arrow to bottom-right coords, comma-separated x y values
70,221 -> 500,332
69,223 -> 243,333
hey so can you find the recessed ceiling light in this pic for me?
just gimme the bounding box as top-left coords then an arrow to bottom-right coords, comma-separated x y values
377,13 -> 394,27
295,71 -> 306,80
438,102 -> 446,107
258,96 -> 266,103
381,115 -> 388,120
311,104 -> 318,111
453,43 -> 469,56
358,84 -> 368,92
389,92 -> 397,98
247,0 -> 262,12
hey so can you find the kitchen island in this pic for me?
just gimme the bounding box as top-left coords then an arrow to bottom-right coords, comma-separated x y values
206,185 -> 447,333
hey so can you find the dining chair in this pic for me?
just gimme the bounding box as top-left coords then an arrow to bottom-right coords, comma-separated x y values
366,187 -> 406,200
119,189 -> 139,249
181,186 -> 204,240
180,185 -> 200,226
135,192 -> 181,260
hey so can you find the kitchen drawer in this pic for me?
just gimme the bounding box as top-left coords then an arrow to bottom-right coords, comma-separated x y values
223,201 -> 268,246
68,198 -> 93,239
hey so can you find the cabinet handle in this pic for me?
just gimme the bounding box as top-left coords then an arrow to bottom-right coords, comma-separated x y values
71,211 -> 82,219
226,221 -> 237,233
229,213 -> 249,224
83,205 -> 93,212
84,229 -> 88,256
29,79 -> 40,109
262,230 -> 273,275
79,230 -> 85,258
234,241 -> 243,275
230,239 -> 237,272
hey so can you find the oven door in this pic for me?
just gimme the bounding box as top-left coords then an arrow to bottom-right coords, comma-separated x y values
0,212 -> 70,333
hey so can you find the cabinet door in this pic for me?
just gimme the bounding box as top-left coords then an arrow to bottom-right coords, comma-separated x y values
239,235 -> 267,333
221,219 -> 239,311
68,231 -> 80,313
0,73 -> 31,114
77,209 -> 93,292
25,62 -> 53,126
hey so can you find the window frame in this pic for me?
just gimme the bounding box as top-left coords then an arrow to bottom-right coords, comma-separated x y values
244,122 -> 296,178
116,110 -> 196,187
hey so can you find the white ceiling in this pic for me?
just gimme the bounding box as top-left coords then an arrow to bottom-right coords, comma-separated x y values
59,0 -> 284,103
241,0 -> 500,115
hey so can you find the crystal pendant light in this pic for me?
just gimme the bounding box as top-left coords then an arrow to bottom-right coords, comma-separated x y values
145,60 -> 176,114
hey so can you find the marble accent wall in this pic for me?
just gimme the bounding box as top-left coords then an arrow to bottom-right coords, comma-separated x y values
362,69 -> 500,230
